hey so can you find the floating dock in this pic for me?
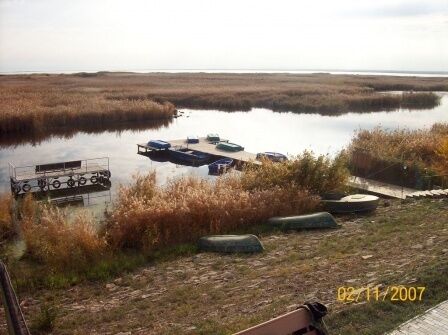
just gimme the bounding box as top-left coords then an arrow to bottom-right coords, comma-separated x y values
9,157 -> 111,196
138,137 -> 258,163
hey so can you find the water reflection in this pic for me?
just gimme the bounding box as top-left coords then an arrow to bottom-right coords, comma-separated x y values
1,94 -> 447,196
0,118 -> 173,148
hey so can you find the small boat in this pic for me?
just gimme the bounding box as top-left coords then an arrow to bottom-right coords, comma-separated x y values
187,136 -> 199,144
267,212 -> 339,230
322,194 -> 380,213
147,140 -> 171,150
207,133 -> 220,142
216,141 -> 244,152
198,234 -> 264,253
256,152 -> 288,162
169,148 -> 211,165
208,158 -> 233,175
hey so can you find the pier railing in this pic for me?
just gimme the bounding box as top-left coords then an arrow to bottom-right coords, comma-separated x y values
9,157 -> 110,180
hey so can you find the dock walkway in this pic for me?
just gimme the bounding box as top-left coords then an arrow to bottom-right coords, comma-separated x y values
348,176 -> 416,199
138,137 -> 258,163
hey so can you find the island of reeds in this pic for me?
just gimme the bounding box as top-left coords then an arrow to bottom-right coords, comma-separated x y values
1,72 -> 446,139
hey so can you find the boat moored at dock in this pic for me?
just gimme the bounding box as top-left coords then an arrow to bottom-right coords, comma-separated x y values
216,141 -> 244,152
208,158 -> 233,175
169,148 -> 211,165
256,152 -> 288,162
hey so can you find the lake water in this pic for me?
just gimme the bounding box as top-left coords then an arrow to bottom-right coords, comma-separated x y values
1,93 -> 447,203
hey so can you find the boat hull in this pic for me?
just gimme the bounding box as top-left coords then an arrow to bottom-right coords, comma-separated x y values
198,234 -> 264,253
267,212 -> 339,230
322,194 -> 380,213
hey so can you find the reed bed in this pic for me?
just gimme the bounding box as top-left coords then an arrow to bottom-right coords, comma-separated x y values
349,123 -> 448,175
1,73 -> 445,139
18,195 -> 106,271
0,85 -> 176,136
0,193 -> 15,242
105,173 -> 320,251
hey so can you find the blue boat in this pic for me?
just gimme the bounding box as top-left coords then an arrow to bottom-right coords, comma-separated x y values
169,148 -> 211,165
147,140 -> 171,150
208,158 -> 233,175
256,152 -> 288,162
187,136 -> 199,144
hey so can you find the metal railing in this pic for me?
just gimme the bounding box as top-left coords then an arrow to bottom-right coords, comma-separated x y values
9,157 -> 109,180
0,261 -> 30,335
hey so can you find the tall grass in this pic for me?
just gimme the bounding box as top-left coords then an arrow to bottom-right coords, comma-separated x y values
349,123 -> 448,186
0,85 -> 176,136
105,173 -> 320,251
1,73 -> 445,139
349,123 -> 448,170
19,196 -> 106,271
0,193 -> 15,242
241,151 -> 349,194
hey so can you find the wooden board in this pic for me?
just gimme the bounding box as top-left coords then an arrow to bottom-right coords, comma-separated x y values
348,176 -> 416,199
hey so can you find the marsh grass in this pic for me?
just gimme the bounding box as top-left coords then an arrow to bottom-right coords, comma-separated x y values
105,173 -> 320,251
349,123 -> 448,176
0,73 -> 445,138
0,193 -> 15,242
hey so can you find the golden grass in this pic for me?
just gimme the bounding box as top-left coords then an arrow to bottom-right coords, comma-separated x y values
19,195 -> 106,271
242,151 -> 349,194
0,193 -> 15,242
105,173 -> 319,251
349,123 -> 448,171
0,73 -> 445,139
0,80 -> 176,136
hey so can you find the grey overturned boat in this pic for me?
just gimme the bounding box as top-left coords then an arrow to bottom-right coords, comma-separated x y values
267,212 -> 339,231
198,234 -> 264,253
322,194 -> 379,214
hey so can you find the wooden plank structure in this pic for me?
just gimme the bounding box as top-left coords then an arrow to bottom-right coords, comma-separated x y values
348,175 -> 416,199
233,305 -> 324,335
9,157 -> 111,196
138,137 -> 258,164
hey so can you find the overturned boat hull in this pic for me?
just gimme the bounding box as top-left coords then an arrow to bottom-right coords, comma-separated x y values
322,194 -> 380,213
198,234 -> 264,253
267,212 -> 339,230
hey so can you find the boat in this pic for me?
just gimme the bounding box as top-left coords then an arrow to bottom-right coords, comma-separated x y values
147,139 -> 171,150
187,136 -> 199,144
322,194 -> 380,213
216,141 -> 244,152
169,148 -> 211,165
208,158 -> 233,175
198,234 -> 264,253
207,133 -> 220,142
267,212 -> 339,230
256,152 -> 288,162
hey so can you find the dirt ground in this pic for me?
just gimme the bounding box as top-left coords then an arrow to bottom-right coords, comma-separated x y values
4,199 -> 448,334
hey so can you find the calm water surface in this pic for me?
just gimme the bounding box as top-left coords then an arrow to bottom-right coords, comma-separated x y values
1,94 -> 447,201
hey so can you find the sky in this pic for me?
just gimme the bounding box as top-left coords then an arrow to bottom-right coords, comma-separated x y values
0,0 -> 447,73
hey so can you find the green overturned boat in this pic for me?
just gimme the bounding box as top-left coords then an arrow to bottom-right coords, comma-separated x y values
198,234 -> 264,253
216,141 -> 244,152
267,212 -> 339,231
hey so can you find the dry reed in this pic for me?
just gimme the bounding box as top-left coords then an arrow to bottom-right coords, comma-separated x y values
1,73 -> 445,139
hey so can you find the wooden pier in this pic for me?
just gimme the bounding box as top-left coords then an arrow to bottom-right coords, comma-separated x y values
138,137 -> 258,163
348,176 -> 417,199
